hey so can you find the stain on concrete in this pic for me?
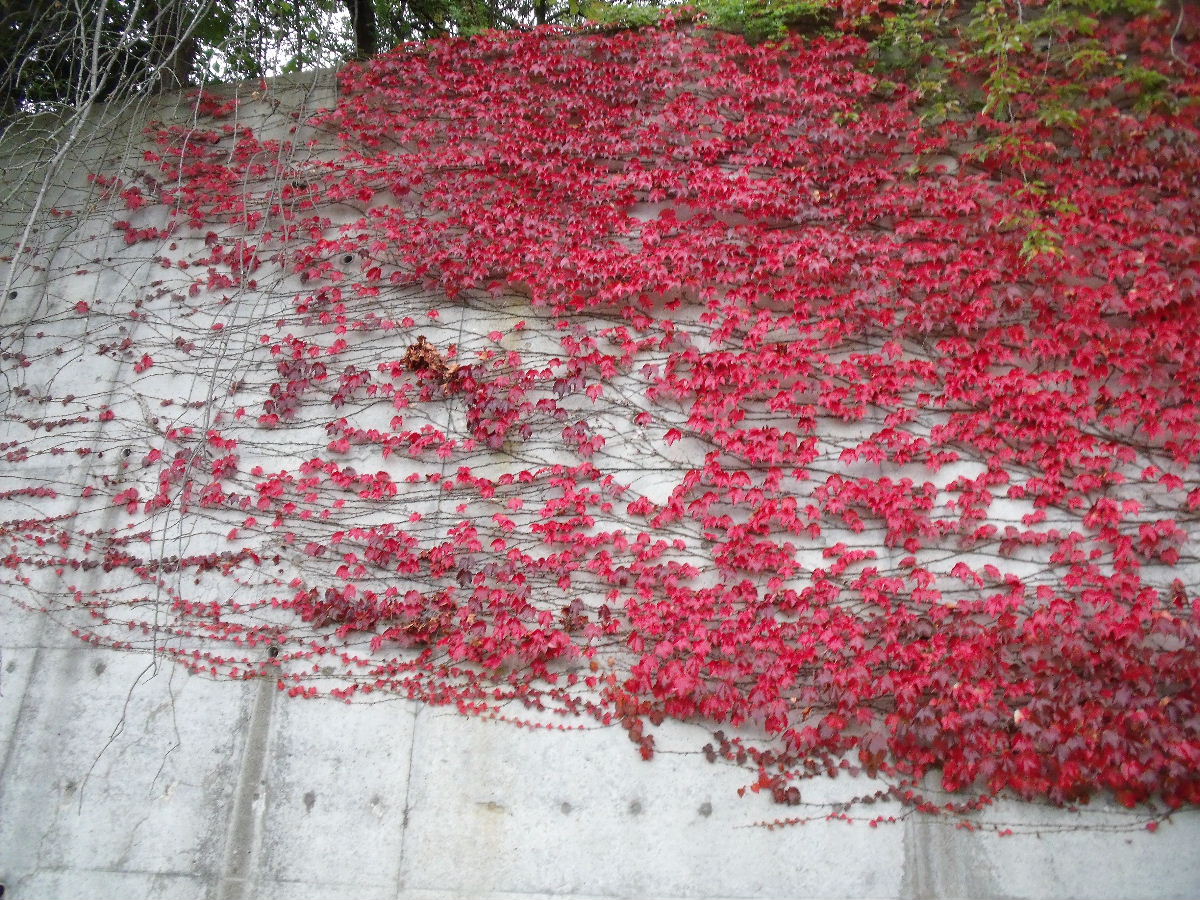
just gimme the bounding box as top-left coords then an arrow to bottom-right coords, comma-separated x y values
902,815 -> 1006,900
216,674 -> 276,900
302,791 -> 316,813
698,801 -> 713,817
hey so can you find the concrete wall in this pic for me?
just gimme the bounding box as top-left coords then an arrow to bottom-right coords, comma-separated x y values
0,69 -> 1197,900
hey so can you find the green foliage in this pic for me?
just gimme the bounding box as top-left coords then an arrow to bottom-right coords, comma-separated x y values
0,0 -> 353,116
1085,0 -> 1159,13
197,1 -> 353,81
698,0 -> 836,42
1,0 -> 154,116
1124,62 -> 1177,112
584,0 -> 836,41
1019,224 -> 1065,261
872,7 -> 956,121
873,8 -> 945,70
582,0 -> 669,28
868,0 -> 1186,128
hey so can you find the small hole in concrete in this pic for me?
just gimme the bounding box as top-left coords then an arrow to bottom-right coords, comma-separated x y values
342,254 -> 354,264
7,290 -> 16,299
303,790 -> 316,812
560,801 -> 572,814
5,660 -> 14,673
94,661 -> 106,675
628,799 -> 642,815
268,645 -> 279,658
699,801 -> 713,817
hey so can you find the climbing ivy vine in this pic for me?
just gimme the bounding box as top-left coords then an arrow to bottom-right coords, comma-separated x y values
1,9 -> 1197,827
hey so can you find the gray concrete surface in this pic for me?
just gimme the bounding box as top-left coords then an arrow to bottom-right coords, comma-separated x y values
1,68 -> 1198,900
2,627 -> 1199,899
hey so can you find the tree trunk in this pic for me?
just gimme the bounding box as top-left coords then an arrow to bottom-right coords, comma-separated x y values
146,0 -> 197,91
344,0 -> 378,58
